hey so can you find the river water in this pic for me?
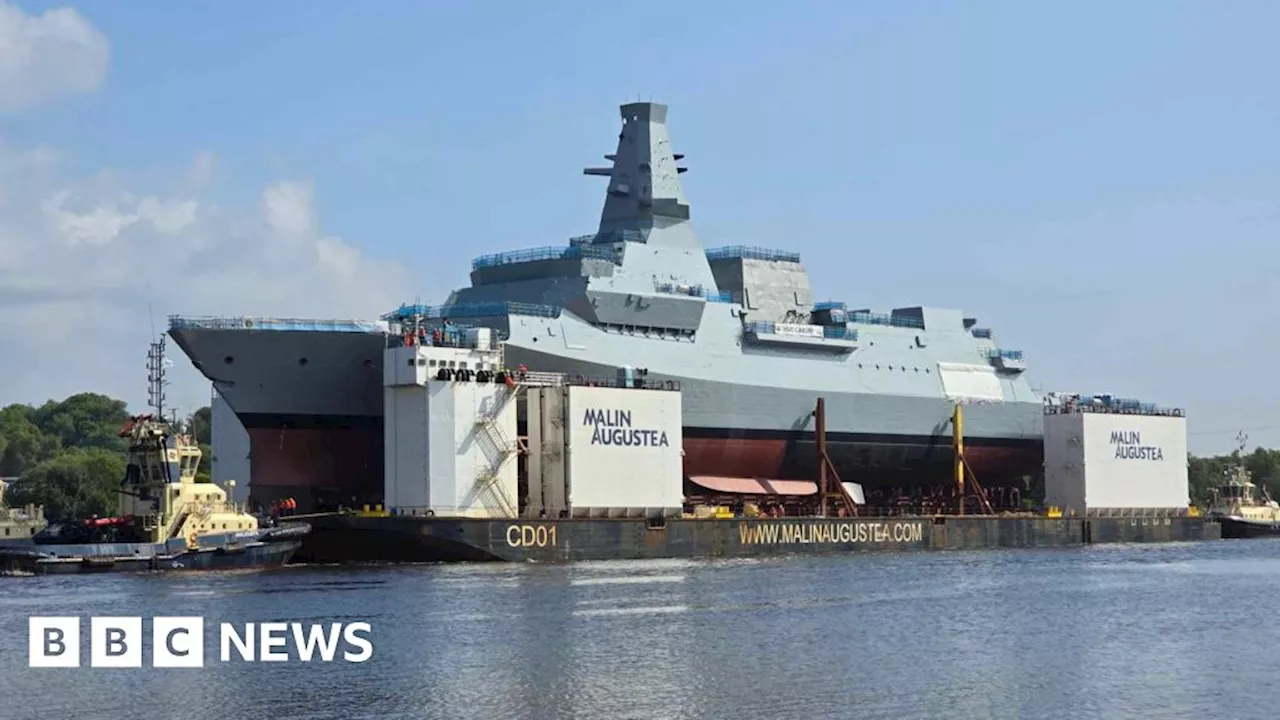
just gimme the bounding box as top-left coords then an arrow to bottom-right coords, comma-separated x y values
1,539 -> 1277,720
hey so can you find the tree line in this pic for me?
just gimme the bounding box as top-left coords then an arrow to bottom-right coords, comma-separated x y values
0,392 -> 1272,519
1,393 -> 211,521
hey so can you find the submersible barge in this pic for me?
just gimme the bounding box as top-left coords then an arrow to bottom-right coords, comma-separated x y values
280,325 -> 1219,567
292,512 -> 1218,565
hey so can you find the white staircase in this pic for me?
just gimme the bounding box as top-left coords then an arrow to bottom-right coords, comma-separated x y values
472,385 -> 521,517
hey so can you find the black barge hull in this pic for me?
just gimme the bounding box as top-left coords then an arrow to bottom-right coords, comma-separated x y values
292,514 -> 1221,564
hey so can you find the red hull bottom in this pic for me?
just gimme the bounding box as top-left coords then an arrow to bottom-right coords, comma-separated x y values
242,427 -> 1043,513
245,427 -> 383,511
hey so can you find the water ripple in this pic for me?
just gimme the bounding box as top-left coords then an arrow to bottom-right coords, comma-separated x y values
2,540 -> 1279,719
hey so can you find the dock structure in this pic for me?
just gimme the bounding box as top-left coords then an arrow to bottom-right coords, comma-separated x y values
287,376 -> 1223,565
1043,393 -> 1192,518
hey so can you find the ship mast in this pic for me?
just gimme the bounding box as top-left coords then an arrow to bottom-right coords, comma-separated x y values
147,337 -> 169,419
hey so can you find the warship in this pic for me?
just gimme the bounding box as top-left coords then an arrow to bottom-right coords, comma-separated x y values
0,340 -> 309,575
169,101 -> 1044,512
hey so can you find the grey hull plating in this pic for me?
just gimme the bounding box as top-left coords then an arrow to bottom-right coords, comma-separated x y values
292,514 -> 1221,565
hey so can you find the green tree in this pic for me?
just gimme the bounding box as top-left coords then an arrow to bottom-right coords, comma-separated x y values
191,406 -> 212,446
1244,447 -> 1280,501
7,447 -> 125,521
196,443 -> 213,484
1188,454 -> 1228,507
30,393 -> 129,453
0,405 -> 62,477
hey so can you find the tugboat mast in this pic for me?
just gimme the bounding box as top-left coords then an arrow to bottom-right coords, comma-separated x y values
146,337 -> 168,419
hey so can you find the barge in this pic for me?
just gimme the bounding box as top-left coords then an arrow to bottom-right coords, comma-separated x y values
281,323 -> 1219,566
293,513 -> 1219,564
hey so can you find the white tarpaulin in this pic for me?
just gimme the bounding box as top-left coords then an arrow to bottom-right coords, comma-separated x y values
937,362 -> 1005,402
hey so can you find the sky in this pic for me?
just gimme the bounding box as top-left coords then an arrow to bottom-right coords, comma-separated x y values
0,0 -> 1277,455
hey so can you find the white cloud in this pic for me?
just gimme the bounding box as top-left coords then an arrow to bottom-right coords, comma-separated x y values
0,1 -> 109,112
0,4 -> 412,413
0,144 -> 415,413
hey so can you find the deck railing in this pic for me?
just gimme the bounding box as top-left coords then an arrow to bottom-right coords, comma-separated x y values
704,245 -> 801,263
847,311 -> 926,330
167,316 -> 384,333
653,282 -> 733,303
471,244 -> 618,270
381,301 -> 561,322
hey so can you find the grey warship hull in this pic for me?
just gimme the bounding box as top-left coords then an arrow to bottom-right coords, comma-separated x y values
170,101 -> 1044,511
171,322 -> 1042,507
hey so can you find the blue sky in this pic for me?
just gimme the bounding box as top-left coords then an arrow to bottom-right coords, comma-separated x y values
0,0 -> 1277,454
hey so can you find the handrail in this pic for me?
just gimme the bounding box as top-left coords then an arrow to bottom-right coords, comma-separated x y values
381,301 -> 561,322
168,316 -> 384,333
653,281 -> 733,303
847,311 -> 925,330
472,244 -> 618,270
704,245 -> 801,263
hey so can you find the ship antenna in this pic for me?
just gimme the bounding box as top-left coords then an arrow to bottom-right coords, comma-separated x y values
147,336 -> 169,419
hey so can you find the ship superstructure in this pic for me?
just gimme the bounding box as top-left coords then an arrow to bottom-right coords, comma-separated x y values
0,478 -> 46,545
169,102 -> 1044,512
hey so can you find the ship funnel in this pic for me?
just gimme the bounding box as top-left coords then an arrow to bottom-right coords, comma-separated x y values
584,102 -> 691,233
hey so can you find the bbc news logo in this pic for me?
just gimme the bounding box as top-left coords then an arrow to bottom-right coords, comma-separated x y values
29,616 -> 373,668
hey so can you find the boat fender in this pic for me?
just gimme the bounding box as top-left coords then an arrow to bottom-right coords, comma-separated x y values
436,369 -> 450,381
187,530 -> 198,548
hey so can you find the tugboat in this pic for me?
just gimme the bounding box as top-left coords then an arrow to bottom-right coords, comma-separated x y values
0,339 -> 309,576
0,478 -> 46,547
1206,433 -> 1280,539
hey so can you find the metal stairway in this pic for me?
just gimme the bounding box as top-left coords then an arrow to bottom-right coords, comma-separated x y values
472,385 -> 522,517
